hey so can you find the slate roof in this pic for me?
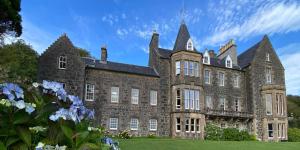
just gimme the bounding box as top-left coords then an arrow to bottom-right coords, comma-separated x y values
237,40 -> 262,68
173,23 -> 197,52
157,48 -> 172,59
207,57 -> 241,70
81,57 -> 159,77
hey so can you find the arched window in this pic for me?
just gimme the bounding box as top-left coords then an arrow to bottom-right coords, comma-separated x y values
58,56 -> 67,69
187,38 -> 193,51
225,55 -> 232,68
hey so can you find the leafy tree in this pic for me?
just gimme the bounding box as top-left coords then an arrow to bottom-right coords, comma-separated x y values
76,47 -> 91,57
0,40 -> 38,84
0,0 -> 22,42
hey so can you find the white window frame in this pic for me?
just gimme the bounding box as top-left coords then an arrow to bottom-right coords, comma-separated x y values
109,118 -> 118,130
233,75 -> 240,88
176,89 -> 181,109
280,94 -> 284,116
130,118 -> 139,131
189,61 -> 194,76
266,53 -> 270,61
176,61 -> 181,75
203,50 -> 210,65
204,70 -> 211,84
85,84 -> 94,101
149,119 -> 157,131
184,61 -> 189,76
131,88 -> 139,105
58,56 -> 67,69
219,97 -> 225,111
196,119 -> 200,133
205,96 -> 212,109
187,38 -> 193,51
194,62 -> 199,77
218,72 -> 225,86
111,87 -> 119,103
266,67 -> 272,84
190,118 -> 195,132
195,90 -> 200,110
184,89 -> 189,109
176,117 -> 181,132
150,90 -> 157,106
278,123 -> 281,138
266,94 -> 273,115
190,90 -> 195,110
225,55 -> 232,68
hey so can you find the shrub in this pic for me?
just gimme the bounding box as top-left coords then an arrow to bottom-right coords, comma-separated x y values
288,128 -> 300,142
205,123 -> 256,141
147,133 -> 156,138
117,130 -> 132,139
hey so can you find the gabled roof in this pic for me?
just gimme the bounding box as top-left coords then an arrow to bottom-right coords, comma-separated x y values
82,57 -> 159,77
237,38 -> 263,68
173,23 -> 196,51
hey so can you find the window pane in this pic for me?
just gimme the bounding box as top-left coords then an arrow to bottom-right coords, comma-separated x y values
190,90 -> 195,110
149,119 -> 157,131
204,70 -> 210,84
131,89 -> 139,104
176,61 -> 180,75
194,62 -> 199,77
195,90 -> 200,110
109,118 -> 118,130
206,96 -> 212,109
184,61 -> 189,75
150,90 -> 157,106
111,87 -> 119,103
130,118 -> 138,130
184,89 -> 189,109
85,84 -> 94,101
176,89 -> 181,109
266,94 -> 272,115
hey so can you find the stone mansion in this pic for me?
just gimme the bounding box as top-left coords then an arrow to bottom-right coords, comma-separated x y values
37,22 -> 288,141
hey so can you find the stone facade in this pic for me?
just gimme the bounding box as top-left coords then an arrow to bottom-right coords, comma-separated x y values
37,23 -> 287,141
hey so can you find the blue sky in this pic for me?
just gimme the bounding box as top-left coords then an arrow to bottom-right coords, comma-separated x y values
16,0 -> 300,95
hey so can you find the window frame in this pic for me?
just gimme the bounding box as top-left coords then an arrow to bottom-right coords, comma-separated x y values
149,119 -> 157,131
266,93 -> 273,115
150,90 -> 157,106
58,56 -> 67,69
176,117 -> 181,132
109,118 -> 118,130
131,88 -> 139,105
85,84 -> 95,101
130,118 -> 139,131
266,67 -> 272,84
205,96 -> 212,109
204,70 -> 211,84
219,97 -> 225,111
175,61 -> 181,75
233,75 -> 240,88
268,123 -> 273,138
111,87 -> 119,103
176,89 -> 181,109
218,72 -> 225,86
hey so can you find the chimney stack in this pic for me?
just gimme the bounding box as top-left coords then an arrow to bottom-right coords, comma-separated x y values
208,50 -> 215,58
101,45 -> 107,63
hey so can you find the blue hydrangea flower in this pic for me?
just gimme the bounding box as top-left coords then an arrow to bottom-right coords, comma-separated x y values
25,105 -> 35,114
15,100 -> 26,109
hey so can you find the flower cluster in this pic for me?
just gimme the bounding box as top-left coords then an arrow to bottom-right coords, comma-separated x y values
88,126 -> 102,132
35,142 -> 67,150
37,80 -> 95,124
0,83 -> 36,114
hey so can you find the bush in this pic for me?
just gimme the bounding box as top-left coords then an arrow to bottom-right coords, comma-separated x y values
205,123 -> 256,141
147,133 -> 156,138
288,128 -> 300,142
117,130 -> 132,139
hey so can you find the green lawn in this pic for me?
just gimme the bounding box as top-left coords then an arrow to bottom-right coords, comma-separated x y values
117,138 -> 300,150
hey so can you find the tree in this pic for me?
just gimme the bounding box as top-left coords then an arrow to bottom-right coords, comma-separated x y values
76,47 -> 91,57
0,0 -> 22,42
0,40 -> 38,84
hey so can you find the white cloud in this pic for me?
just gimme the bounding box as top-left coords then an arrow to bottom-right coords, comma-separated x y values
279,50 -> 300,95
101,14 -> 119,25
204,1 -> 300,46
116,28 -> 128,38
141,46 -> 149,53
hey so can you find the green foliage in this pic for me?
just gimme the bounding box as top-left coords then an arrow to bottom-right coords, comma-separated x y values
117,130 -> 132,139
0,83 -> 104,149
288,128 -> 300,142
205,123 -> 255,141
147,133 -> 156,138
287,95 -> 300,118
0,0 -> 22,40
0,40 -> 38,84
76,47 -> 91,57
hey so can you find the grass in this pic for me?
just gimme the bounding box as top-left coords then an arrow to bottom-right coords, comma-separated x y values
116,138 -> 300,150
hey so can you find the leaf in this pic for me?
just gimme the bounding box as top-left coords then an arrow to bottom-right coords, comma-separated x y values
61,124 -> 73,141
6,136 -> 20,147
13,111 -> 30,125
0,141 -> 6,150
16,126 -> 31,146
75,131 -> 89,147
78,142 -> 100,150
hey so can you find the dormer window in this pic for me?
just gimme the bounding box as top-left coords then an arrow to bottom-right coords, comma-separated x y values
58,56 -> 67,69
187,39 -> 193,51
266,53 -> 270,61
225,55 -> 232,68
203,50 -> 210,65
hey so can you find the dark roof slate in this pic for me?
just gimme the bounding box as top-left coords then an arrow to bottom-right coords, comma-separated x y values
173,23 -> 196,51
81,57 -> 159,77
157,48 -> 172,59
237,41 -> 261,68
